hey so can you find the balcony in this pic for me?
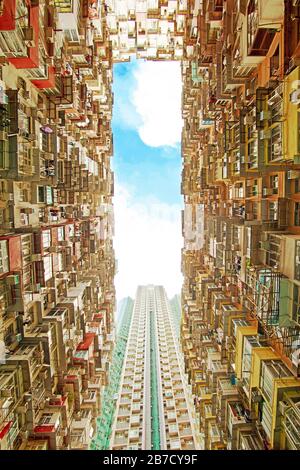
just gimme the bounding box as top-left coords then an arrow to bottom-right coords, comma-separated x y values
51,76 -> 73,106
238,429 -> 265,450
31,66 -> 56,90
281,396 -> 300,450
247,0 -> 283,57
8,3 -> 39,69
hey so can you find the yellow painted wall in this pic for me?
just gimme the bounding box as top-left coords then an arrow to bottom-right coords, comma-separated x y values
235,325 -> 258,379
271,378 -> 300,448
250,348 -> 279,391
284,66 -> 300,161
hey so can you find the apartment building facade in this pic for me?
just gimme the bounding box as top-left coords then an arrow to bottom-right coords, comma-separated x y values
91,296 -> 134,449
104,0 -> 188,61
181,0 -> 300,450
0,0 -> 116,450
109,286 -> 200,451
1,0 -> 300,453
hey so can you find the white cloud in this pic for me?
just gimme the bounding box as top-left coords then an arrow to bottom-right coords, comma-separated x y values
114,182 -> 183,301
113,61 -> 182,147
132,61 -> 183,148
113,85 -> 140,131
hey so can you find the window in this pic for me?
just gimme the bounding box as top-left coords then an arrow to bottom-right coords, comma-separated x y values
295,242 -> 300,283
270,175 -> 278,194
44,255 -> 53,282
0,240 -> 9,274
65,29 -> 80,43
23,264 -> 32,290
295,203 -> 300,226
42,230 -> 51,249
38,186 -> 45,203
261,402 -> 272,440
0,279 -> 9,316
56,226 -> 64,242
269,201 -> 278,222
53,0 -> 73,14
260,360 -> 290,403
292,284 -> 300,324
242,336 -> 260,386
40,413 -> 52,425
0,140 -> 9,169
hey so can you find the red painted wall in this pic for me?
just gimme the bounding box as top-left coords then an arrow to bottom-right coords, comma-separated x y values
8,236 -> 22,271
0,0 -> 16,31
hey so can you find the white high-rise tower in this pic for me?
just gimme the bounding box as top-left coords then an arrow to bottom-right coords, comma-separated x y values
110,285 -> 200,450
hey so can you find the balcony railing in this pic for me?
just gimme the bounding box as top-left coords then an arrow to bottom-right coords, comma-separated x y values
247,0 -> 276,56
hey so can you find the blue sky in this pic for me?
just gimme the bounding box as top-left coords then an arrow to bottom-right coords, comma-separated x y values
112,59 -> 184,300
112,127 -> 181,205
112,60 -> 181,205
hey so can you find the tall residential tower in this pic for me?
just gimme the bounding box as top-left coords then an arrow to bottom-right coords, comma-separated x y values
110,286 -> 199,451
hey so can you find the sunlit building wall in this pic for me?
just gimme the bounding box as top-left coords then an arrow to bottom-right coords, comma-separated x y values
0,0 -> 115,450
181,0 -> 300,450
110,285 -> 200,450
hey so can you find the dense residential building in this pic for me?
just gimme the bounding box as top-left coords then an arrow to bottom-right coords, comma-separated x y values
0,0 -> 116,450
1,0 -> 300,452
91,296 -> 134,450
105,0 -> 187,61
181,0 -> 300,450
107,286 -> 199,450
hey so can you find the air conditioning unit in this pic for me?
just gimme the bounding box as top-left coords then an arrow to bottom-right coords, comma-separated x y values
278,401 -> 289,415
39,370 -> 48,380
231,244 -> 240,251
0,386 -> 14,397
23,91 -> 30,100
31,254 -> 42,262
294,155 -> 300,165
66,339 -> 74,348
48,246 -> 59,253
17,402 -> 29,414
236,379 -> 244,388
15,333 -> 22,343
260,129 -> 271,140
259,241 -> 270,250
289,89 -> 300,104
30,282 -> 41,292
288,170 -> 300,179
58,240 -> 69,246
20,430 -> 29,440
244,115 -> 254,125
22,27 -> 34,42
6,274 -> 19,285
288,56 -> 300,74
263,187 -> 273,196
260,110 -> 271,121
45,27 -> 54,43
